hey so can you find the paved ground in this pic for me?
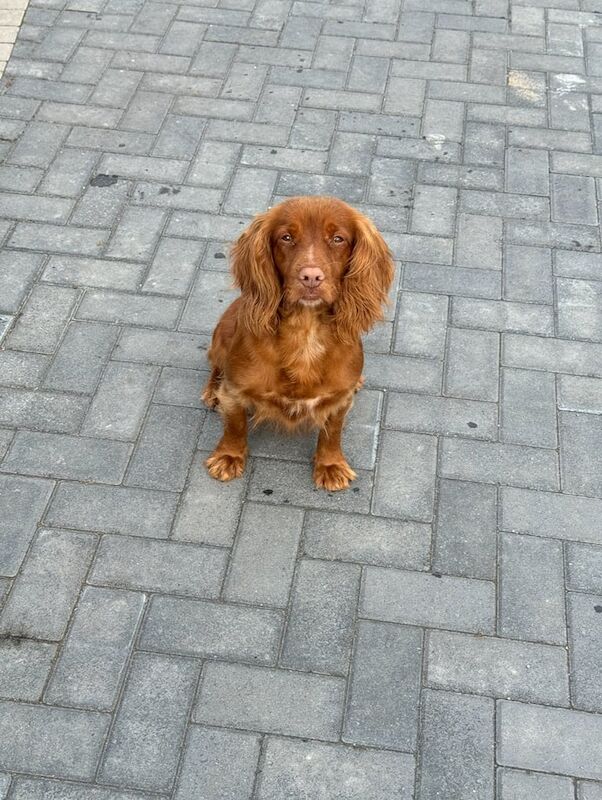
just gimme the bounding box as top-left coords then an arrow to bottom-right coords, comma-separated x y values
1,0 -> 602,797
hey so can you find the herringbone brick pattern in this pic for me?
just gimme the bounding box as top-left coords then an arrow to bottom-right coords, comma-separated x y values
0,0 -> 601,796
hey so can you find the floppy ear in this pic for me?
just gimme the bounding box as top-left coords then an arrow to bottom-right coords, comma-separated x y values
230,211 -> 281,336
334,214 -> 395,343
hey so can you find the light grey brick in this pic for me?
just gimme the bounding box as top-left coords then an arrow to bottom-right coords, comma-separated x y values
420,162 -> 504,191
131,1 -> 175,34
552,91 -> 590,132
567,542 -> 602,593
499,532 -> 566,645
498,701 -> 602,780
190,40 -> 236,77
373,430 -> 437,521
361,566 -> 495,633
504,244 -> 553,304
441,438 -> 559,490
36,101 -> 121,129
68,127 -> 153,155
501,367 -> 557,447
257,737 -> 415,800
153,114 -> 205,160
187,140 -> 240,188
225,503 -> 302,607
141,594 -> 281,663
89,534 -> 227,597
555,251 -> 602,281
452,297 -> 553,335
427,630 -> 569,704
461,189 -> 549,220
403,263 -> 502,299
42,255 -> 143,290
60,44 -> 112,83
0,528 -> 96,640
0,639 -> 56,701
125,404 -> 202,491
0,701 -> 109,780
0,387 -> 87,433
552,174 -> 598,225
0,165 -> 41,193
383,76 -> 425,116
9,222 -> 109,256
394,292 -> 447,358
99,652 -> 199,793
580,781 -> 602,800
445,327 -> 499,401
161,20 -> 207,55
78,289 -> 179,329
365,352 -> 441,395
471,47 -> 507,84
194,661 -> 344,741
82,362 -> 156,440
45,586 -> 144,711
509,126 -> 591,153
498,769 -> 574,800
167,211 -> 248,242
174,94 -> 253,121
114,329 -> 210,368
328,132 -> 374,177
456,213 -> 502,270
174,726 -> 260,800
568,591 -> 602,712
7,120 -> 68,168
90,68 -> 142,108
98,153 -> 187,183
377,136 -> 460,164
560,412 -> 602,498
411,185 -> 457,236
419,690 -> 494,800
142,238 -> 203,296
111,51 -> 190,74
46,482 -> 178,538
348,55 -> 388,93
224,166 -> 277,215
422,98 -> 465,142
303,510 -> 430,571
506,147 -> 549,195
281,559 -> 360,675
463,122 -> 505,166
434,479 -> 497,580
6,284 -> 78,354
557,279 -> 602,342
0,191 -> 72,223
432,28 -> 470,62
0,95 -> 39,120
44,321 -> 119,394
154,367 -> 205,408
344,620 -> 422,751
0,474 -> 53,577
277,173 -> 366,204
504,333 -> 602,378
120,90 -> 172,133
1,428 -> 130,485
105,206 -> 167,262
386,393 -> 497,440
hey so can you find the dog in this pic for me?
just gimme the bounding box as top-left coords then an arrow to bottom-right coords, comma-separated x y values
202,196 -> 394,491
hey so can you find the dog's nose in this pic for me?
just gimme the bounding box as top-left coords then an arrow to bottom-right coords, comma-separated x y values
299,266 -> 324,289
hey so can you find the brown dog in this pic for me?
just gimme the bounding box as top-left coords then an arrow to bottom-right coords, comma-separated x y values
202,196 -> 394,491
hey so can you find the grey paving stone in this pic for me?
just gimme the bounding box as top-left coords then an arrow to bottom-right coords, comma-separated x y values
373,430 -> 437,522
179,270 -> 238,335
580,781 -> 602,800
0,774 -> 8,800
461,189 -> 549,221
566,542 -> 602,593
154,367 -> 205,408
552,174 -> 598,225
557,279 -> 602,342
555,251 -> 602,281
0,474 -> 53,577
0,639 -> 56,701
0,251 -> 43,314
7,120 -> 69,168
0,387 -> 87,434
6,284 -> 78,354
386,392 -> 497,441
501,367 -> 557,448
2,430 -> 131,483
44,321 -> 119,394
361,566 -> 495,634
99,652 -> 199,793
113,328 -> 210,369
344,620 -> 422,751
9,221 -> 109,257
434,479 -> 497,580
506,147 -> 549,195
98,153 -> 188,184
498,769 -> 574,800
46,482 -> 177,539
0,528 -> 96,640
42,255 -> 143,291
427,630 -> 569,705
142,238 -> 203,296
174,726 -> 260,800
224,503 -> 302,607
44,586 -> 144,711
68,128 -> 154,156
419,689 -> 494,800
194,661 -> 345,741
89,534 -> 227,598
567,591 -> 602,712
463,122 -> 506,167
403,262 -> 502,299
303,511 -> 430,571
560,412 -> 602,498
281,559 -> 360,675
445,327 -> 499,402
0,191 -> 72,224
497,701 -> 602,780
105,206 -> 167,263
456,213 -> 502,270
452,297 -> 553,335
364,353 -> 441,395
0,701 -> 109,780
503,334 -> 602,378
257,737 -> 415,800
140,595 -> 282,663
125,404 -> 202,491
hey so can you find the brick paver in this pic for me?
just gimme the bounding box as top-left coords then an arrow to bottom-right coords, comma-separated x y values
1,0 -> 601,797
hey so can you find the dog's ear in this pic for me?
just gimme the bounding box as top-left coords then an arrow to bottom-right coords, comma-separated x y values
335,213 -> 395,342
230,211 -> 281,336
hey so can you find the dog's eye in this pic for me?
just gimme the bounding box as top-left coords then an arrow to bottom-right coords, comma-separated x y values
333,235 -> 345,244
281,233 -> 293,243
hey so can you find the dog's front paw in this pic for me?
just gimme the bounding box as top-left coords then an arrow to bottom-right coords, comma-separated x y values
201,386 -> 219,409
206,452 -> 246,481
313,460 -> 356,492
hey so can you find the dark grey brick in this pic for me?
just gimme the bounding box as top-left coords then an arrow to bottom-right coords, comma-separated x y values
111,51 -> 190,74
460,189 -> 549,221
348,55 -> 389,93
361,566 -> 495,633
373,430 -> 437,521
225,503 -> 302,607
194,661 -> 345,741
0,639 -> 56,702
0,474 -> 53,577
120,90 -> 172,134
0,528 -> 96,640
6,284 -> 78,354
344,620 -> 422,751
257,737 -> 415,800
568,591 -> 602,712
46,482 -> 177,538
44,586 -> 144,711
560,412 -> 602,498
506,220 -> 600,252
0,252 -> 43,314
0,701 -> 109,780
0,387 -> 88,434
99,652 -> 199,793
2,430 -> 131,483
140,595 -> 281,663
329,132 -> 375,177
154,367 -> 205,408
7,120 -> 69,168
174,726 -> 260,800
68,127 -> 153,155
90,68 -> 142,108
498,701 -> 602,780
427,630 -> 568,705
45,321 -> 119,394
566,542 -> 602,593
445,327 -> 499,401
504,333 -> 602,378
278,172 -> 365,204
419,690 -> 494,800
281,559 -> 360,675
501,367 -> 557,448
60,44 -> 112,84
36,101 -> 121,128
225,166 -> 277,214
190,40 -> 236,77
89,534 -> 227,597
434,479 -> 497,580
498,769 -> 574,800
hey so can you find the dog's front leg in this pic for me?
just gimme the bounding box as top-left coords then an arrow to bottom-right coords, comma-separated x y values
313,402 -> 356,491
206,398 -> 248,482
